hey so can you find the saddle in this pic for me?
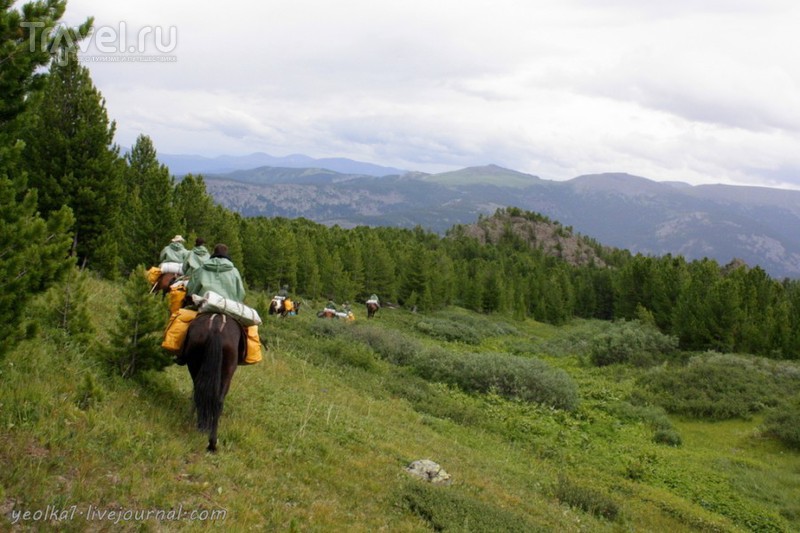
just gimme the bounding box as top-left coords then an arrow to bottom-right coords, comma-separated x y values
165,311 -> 262,365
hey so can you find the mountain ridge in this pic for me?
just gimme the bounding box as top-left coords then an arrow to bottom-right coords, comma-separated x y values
160,151 -> 407,177
186,161 -> 800,278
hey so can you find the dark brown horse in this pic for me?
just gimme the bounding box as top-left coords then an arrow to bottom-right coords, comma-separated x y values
180,313 -> 242,452
151,272 -> 178,298
366,302 -> 380,319
317,308 -> 337,319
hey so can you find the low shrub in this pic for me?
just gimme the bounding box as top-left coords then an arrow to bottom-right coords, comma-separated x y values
763,395 -> 800,449
75,373 -> 105,410
348,325 -> 422,365
652,428 -> 682,447
415,318 -> 481,344
606,401 -> 673,431
635,353 -> 786,419
589,320 -> 678,367
409,348 -> 579,411
319,338 -> 378,371
554,476 -> 620,521
308,319 -> 347,338
385,374 -> 484,426
432,310 -> 520,337
400,481 -> 541,532
504,339 -> 541,356
534,320 -> 609,357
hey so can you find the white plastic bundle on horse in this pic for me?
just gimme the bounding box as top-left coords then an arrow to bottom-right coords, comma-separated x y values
194,291 -> 262,327
159,261 -> 184,275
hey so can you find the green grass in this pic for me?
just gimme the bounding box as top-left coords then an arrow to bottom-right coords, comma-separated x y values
1,278 -> 800,531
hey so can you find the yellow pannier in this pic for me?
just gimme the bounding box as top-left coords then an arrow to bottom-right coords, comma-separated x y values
168,284 -> 186,316
147,266 -> 162,285
162,308 -> 198,353
244,325 -> 263,365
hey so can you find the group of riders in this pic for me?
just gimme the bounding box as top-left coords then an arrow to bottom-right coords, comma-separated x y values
154,234 -> 381,362
158,235 -> 245,306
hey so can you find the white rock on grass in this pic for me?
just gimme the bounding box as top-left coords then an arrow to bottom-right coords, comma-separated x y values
405,460 -> 452,485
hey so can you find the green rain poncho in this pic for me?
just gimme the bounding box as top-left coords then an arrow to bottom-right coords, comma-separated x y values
159,242 -> 189,264
186,256 -> 245,303
182,245 -> 210,278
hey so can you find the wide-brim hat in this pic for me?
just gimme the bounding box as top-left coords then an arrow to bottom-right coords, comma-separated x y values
171,235 -> 185,243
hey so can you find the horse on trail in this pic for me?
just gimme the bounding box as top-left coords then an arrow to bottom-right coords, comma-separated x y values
268,298 -> 302,318
366,302 -> 380,319
151,272 -> 178,298
317,308 -> 337,319
180,313 -> 242,452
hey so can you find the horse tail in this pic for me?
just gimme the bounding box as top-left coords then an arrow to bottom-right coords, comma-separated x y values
194,331 -> 223,432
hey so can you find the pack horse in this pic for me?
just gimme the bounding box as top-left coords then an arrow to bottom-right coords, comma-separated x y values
179,313 -> 242,452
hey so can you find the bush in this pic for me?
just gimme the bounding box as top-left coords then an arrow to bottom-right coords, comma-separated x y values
319,338 -> 378,371
653,428 -> 682,447
763,395 -> 800,449
606,401 -> 673,431
554,476 -> 619,521
409,348 -> 579,411
589,320 -> 678,367
636,353 -> 787,419
415,318 -> 481,344
309,318 -> 346,338
385,374 -> 484,426
400,482 -> 540,532
348,325 -> 422,365
75,372 -> 105,410
535,320 -> 609,357
433,310 -> 520,337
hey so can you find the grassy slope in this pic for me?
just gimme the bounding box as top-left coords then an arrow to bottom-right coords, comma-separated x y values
1,277 -> 799,531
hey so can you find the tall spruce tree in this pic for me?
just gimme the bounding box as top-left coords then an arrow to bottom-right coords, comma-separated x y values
123,135 -> 180,270
174,174 -> 215,237
21,46 -> 124,274
0,1 -> 87,357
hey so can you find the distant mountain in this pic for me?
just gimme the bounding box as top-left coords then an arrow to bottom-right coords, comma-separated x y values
419,164 -> 543,188
201,164 -> 800,278
160,151 -> 407,177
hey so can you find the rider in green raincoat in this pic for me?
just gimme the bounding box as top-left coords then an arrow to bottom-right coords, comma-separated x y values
186,244 -> 245,303
183,237 -> 210,278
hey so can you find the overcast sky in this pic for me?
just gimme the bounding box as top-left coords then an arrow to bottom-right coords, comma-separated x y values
59,0 -> 800,188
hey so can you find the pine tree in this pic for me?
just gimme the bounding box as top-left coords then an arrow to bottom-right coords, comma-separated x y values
105,266 -> 170,378
360,231 -> 397,301
0,1 -> 84,357
240,217 -> 270,290
1,1 -> 89,129
174,174 -> 215,237
45,266 -> 95,345
20,47 -> 124,273
0,171 -> 74,355
123,135 -> 180,270
295,230 -> 321,298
